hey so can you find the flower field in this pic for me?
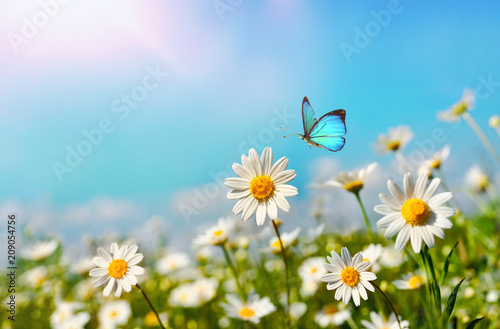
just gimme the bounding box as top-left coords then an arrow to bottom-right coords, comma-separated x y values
2,91 -> 500,328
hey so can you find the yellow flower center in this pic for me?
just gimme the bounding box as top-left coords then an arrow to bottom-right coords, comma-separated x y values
431,159 -> 441,169
477,175 -> 489,192
213,230 -> 223,237
344,181 -> 364,194
249,175 -> 275,200
401,198 -> 430,226
453,102 -> 468,115
271,239 -> 283,251
238,307 -> 255,318
340,267 -> 360,287
144,311 -> 158,326
311,267 -> 317,273
409,275 -> 424,289
107,259 -> 128,279
388,141 -> 401,151
110,311 -> 117,318
324,304 -> 337,315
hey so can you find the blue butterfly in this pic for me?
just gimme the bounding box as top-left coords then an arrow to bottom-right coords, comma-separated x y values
283,97 -> 346,152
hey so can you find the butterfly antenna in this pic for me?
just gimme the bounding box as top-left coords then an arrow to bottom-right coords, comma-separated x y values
280,127 -> 300,138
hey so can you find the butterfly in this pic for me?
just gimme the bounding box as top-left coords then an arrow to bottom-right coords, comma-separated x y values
282,96 -> 347,152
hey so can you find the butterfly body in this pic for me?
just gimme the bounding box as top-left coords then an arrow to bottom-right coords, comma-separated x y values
296,97 -> 347,152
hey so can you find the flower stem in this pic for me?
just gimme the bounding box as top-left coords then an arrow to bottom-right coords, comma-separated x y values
354,192 -> 374,241
395,150 -> 411,173
136,283 -> 166,329
271,219 -> 291,329
221,243 -> 246,300
463,112 -> 500,165
372,282 -> 402,329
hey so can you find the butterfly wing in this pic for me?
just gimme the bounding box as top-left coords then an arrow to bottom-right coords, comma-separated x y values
302,97 -> 316,134
307,109 -> 347,152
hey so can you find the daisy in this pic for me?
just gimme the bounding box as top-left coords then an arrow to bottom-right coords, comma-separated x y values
393,271 -> 425,290
379,246 -> 405,268
314,304 -> 351,328
290,302 -> 307,320
98,300 -> 131,328
220,294 -> 276,324
373,126 -> 413,154
361,311 -> 410,329
321,247 -> 377,306
299,257 -> 328,282
437,88 -> 475,122
360,244 -> 383,273
169,283 -> 200,308
374,172 -> 455,253
489,115 -> 500,128
21,239 -> 58,261
156,252 -> 191,275
324,162 -> 377,194
71,257 -> 95,275
193,217 -> 235,247
50,301 -> 89,329
417,144 -> 451,177
225,147 -> 298,226
300,279 -> 320,298
465,165 -> 490,193
21,266 -> 48,288
268,227 -> 300,254
89,243 -> 145,297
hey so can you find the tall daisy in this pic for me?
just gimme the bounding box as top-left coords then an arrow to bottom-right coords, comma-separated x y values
193,217 -> 235,247
361,312 -> 409,329
374,172 -> 455,253
21,239 -> 58,261
324,163 -> 378,239
465,165 -> 490,193
267,227 -> 300,254
417,144 -> 451,177
89,243 -> 145,297
225,147 -> 298,226
220,294 -> 276,324
373,126 -> 413,154
321,247 -> 377,306
393,271 -> 425,290
324,162 -> 377,194
437,88 -> 475,122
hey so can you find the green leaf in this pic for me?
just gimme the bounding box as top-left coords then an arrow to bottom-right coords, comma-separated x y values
440,241 -> 459,285
440,277 -> 465,329
465,317 -> 485,329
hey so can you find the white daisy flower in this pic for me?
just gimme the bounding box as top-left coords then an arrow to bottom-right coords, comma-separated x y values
300,279 -> 320,298
55,312 -> 91,329
321,247 -> 377,306
374,172 -> 455,253
360,244 -> 383,273
225,147 -> 298,226
324,162 -> 377,194
290,302 -> 307,320
373,126 -> 413,154
89,243 -> 145,297
393,271 -> 425,290
379,246 -> 405,268
169,283 -> 200,308
268,227 -> 300,254
220,294 -> 276,324
465,165 -> 490,193
98,300 -> 131,327
417,144 -> 451,177
361,311 -> 410,329
298,257 -> 328,282
21,266 -> 49,288
156,252 -> 191,275
21,239 -> 58,261
489,115 -> 500,128
437,88 -> 475,122
193,278 -> 219,304
71,257 -> 95,275
314,304 -> 351,328
50,301 -> 88,329
193,217 -> 235,247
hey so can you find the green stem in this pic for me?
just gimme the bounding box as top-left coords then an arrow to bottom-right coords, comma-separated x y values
354,192 -> 374,241
136,283 -> 166,329
221,243 -> 246,300
271,219 -> 291,329
463,112 -> 500,165
372,282 -> 402,329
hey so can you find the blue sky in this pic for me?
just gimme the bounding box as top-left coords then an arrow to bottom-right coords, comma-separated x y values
1,1 -> 500,241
